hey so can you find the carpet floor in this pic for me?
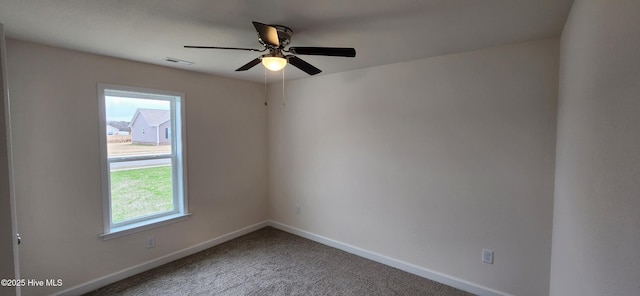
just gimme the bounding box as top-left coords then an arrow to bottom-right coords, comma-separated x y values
84,227 -> 474,295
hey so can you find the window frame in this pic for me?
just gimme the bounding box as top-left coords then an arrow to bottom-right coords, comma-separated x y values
97,83 -> 189,240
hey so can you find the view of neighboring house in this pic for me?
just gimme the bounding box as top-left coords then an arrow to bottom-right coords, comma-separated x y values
129,108 -> 171,145
105,124 -> 119,136
108,121 -> 131,136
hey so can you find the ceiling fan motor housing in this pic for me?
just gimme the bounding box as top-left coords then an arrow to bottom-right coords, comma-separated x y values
262,48 -> 286,59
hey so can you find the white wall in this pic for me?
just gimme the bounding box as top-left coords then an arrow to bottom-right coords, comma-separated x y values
550,1 -> 640,295
6,39 -> 268,295
268,39 -> 559,296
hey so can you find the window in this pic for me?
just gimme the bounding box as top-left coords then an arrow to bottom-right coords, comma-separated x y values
98,84 -> 188,239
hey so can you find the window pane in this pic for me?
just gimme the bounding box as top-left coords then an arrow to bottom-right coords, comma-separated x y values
109,162 -> 174,224
105,96 -> 172,157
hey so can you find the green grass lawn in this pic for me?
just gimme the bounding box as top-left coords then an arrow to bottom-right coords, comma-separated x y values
110,166 -> 173,223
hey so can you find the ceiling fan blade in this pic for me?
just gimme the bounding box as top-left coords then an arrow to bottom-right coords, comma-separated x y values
288,47 -> 356,57
236,58 -> 262,71
184,45 -> 264,52
288,56 -> 322,75
252,21 -> 280,47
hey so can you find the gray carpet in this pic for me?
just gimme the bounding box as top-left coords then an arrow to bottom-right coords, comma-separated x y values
85,227 -> 474,295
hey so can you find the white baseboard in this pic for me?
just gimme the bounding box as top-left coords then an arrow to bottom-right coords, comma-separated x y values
268,220 -> 510,296
54,220 -> 508,296
53,220 -> 269,296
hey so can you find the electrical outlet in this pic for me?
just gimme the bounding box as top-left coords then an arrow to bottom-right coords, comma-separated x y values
147,236 -> 156,249
295,204 -> 301,215
482,249 -> 494,264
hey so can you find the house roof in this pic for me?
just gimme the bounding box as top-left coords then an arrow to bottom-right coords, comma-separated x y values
107,121 -> 131,131
131,109 -> 170,127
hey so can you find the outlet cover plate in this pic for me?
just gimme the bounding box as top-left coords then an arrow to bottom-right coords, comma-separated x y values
482,249 -> 494,264
147,236 -> 156,249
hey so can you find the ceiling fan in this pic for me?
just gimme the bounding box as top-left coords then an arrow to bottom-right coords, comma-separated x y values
184,21 -> 356,75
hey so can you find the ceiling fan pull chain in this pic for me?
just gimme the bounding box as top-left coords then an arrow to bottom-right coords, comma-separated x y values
282,67 -> 286,107
264,67 -> 268,106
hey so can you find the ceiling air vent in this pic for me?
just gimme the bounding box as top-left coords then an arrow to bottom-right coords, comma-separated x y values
163,57 -> 193,66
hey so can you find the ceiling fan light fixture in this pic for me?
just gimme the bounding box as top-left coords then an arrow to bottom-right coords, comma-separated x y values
262,56 -> 287,71
185,21 -> 355,75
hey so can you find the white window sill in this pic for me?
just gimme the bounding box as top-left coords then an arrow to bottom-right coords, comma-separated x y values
101,213 -> 191,240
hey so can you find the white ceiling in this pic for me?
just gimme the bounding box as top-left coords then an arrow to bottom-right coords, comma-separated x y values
0,0 -> 573,83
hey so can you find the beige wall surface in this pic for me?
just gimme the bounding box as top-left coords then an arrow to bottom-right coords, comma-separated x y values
0,23 -> 18,294
550,1 -> 640,295
6,39 -> 268,295
268,39 -> 559,296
